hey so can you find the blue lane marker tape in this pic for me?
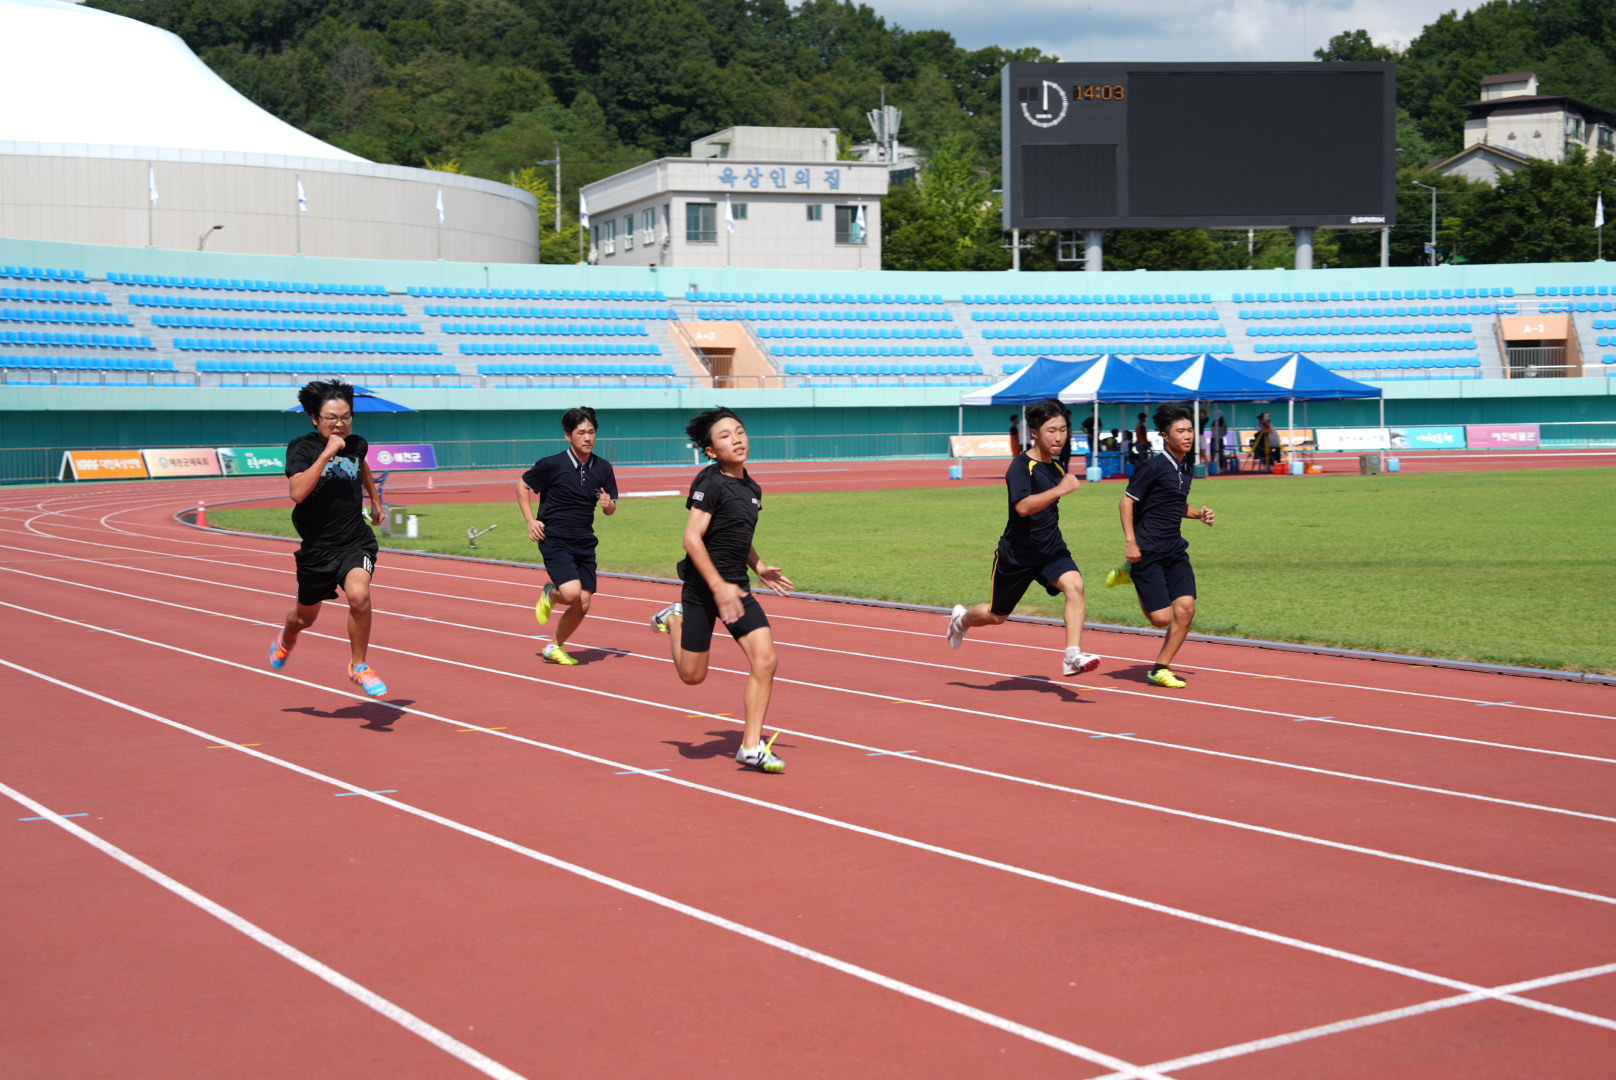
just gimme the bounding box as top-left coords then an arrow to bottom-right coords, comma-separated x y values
1089,732 -> 1134,739
19,813 -> 87,821
614,768 -> 671,775
1293,715 -> 1335,722
1477,702 -> 1515,707
866,750 -> 917,756
334,789 -> 399,797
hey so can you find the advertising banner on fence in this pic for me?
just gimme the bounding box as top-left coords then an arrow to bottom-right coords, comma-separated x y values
60,450 -> 149,481
1466,424 -> 1540,449
218,446 -> 288,476
1315,427 -> 1391,452
141,448 -> 223,478
949,434 -> 1011,457
1390,426 -> 1467,450
366,443 -> 438,471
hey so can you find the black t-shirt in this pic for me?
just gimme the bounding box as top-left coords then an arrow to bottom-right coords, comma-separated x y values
999,453 -> 1069,561
520,449 -> 618,539
1124,451 -> 1192,553
286,432 -> 372,549
678,464 -> 762,586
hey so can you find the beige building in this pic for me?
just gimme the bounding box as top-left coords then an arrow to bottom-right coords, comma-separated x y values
580,127 -> 888,271
1433,72 -> 1616,183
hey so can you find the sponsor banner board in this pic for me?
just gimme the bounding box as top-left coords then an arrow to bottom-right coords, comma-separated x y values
366,443 -> 438,471
218,446 -> 288,476
1466,424 -> 1540,449
142,448 -> 223,478
1315,427 -> 1391,452
61,450 -> 149,481
1238,428 -> 1314,452
949,434 -> 1012,458
1389,426 -> 1467,450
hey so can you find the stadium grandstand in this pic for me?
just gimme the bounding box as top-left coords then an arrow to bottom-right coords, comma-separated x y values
1,0 -> 1612,483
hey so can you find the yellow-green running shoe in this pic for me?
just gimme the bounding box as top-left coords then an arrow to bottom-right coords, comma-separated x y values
1105,564 -> 1133,589
1147,667 -> 1187,689
541,643 -> 579,666
535,583 -> 556,625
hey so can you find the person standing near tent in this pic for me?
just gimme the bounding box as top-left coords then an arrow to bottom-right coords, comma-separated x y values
1008,413 -> 1023,457
1116,403 -> 1215,689
518,405 -> 618,666
1251,412 -> 1281,468
946,398 -> 1101,679
268,379 -> 389,697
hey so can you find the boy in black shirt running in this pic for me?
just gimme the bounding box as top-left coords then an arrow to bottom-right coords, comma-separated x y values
268,380 -> 389,696
517,406 -> 618,665
1117,403 -> 1216,688
946,398 -> 1101,678
650,408 -> 793,773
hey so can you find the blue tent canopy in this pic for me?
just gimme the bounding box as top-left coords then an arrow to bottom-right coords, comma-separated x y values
1052,354 -> 1190,405
1225,353 -> 1383,400
958,355 -> 1101,406
1128,353 -> 1284,402
282,385 -> 415,413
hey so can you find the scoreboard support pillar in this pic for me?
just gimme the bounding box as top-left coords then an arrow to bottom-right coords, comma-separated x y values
1084,229 -> 1105,272
1292,225 -> 1315,271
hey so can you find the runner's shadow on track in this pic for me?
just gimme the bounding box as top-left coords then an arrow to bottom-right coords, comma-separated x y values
948,676 -> 1086,703
281,700 -> 412,731
662,730 -> 742,760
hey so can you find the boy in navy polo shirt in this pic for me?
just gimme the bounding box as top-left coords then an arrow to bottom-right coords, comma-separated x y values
516,406 -> 618,665
1118,403 -> 1216,688
946,398 -> 1102,678
650,407 -> 793,774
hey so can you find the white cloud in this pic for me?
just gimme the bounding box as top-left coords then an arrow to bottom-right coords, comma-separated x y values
859,0 -> 1475,63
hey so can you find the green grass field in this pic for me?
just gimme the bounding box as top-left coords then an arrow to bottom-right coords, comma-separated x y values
214,467 -> 1616,674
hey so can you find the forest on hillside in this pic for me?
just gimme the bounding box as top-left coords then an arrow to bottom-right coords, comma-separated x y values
87,0 -> 1616,267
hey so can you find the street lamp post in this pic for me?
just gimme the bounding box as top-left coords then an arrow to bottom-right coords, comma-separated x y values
197,224 -> 223,251
1412,181 -> 1437,266
535,146 -> 562,232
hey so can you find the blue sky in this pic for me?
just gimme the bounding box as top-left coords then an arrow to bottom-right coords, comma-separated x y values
858,0 -> 1472,64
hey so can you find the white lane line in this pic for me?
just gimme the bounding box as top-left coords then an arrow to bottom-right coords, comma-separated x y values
0,777 -> 529,1080
8,579 -> 1616,910
5,557 -> 1616,843
0,658 -> 1164,1080
7,610 -> 1616,1042
9,514 -> 1615,728
1081,959 -> 1616,1080
4,529 -> 1612,777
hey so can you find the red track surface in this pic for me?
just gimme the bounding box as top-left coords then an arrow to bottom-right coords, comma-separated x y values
3,466 -> 1614,1079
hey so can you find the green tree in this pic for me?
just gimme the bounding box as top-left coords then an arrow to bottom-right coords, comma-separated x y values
1314,29 -> 1400,63
1459,151 -> 1616,262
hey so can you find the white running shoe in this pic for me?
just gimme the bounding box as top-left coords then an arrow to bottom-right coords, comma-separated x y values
945,604 -> 967,649
651,602 -> 682,634
1063,650 -> 1101,676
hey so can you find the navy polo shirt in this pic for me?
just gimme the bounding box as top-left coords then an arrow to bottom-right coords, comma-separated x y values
1123,451 -> 1192,553
521,448 -> 618,539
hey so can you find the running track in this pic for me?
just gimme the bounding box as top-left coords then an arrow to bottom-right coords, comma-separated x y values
2,464 -> 1613,1078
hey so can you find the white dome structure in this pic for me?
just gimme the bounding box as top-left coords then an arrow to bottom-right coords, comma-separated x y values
0,0 -> 537,261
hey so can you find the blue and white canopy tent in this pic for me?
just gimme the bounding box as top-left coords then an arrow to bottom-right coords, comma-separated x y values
281,385 -> 415,414
1128,353 -> 1286,464
1226,353 -> 1384,465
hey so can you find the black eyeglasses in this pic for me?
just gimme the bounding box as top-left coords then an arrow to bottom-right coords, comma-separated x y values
317,414 -> 353,424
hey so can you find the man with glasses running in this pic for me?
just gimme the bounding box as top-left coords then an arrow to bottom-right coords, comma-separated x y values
268,380 -> 389,696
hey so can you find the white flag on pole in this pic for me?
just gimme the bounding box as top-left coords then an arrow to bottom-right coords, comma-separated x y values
851,203 -> 867,244
1598,193 -> 1606,229
296,179 -> 308,215
725,194 -> 736,233
578,191 -> 589,230
436,189 -> 445,224
148,165 -> 159,206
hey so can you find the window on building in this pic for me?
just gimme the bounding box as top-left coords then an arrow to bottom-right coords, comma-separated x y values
1057,231 -> 1082,263
602,219 -> 616,255
622,215 -> 633,251
732,203 -> 749,221
686,202 -> 717,243
1601,127 -> 1614,151
834,205 -> 868,245
806,204 -> 823,222
642,208 -> 656,244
